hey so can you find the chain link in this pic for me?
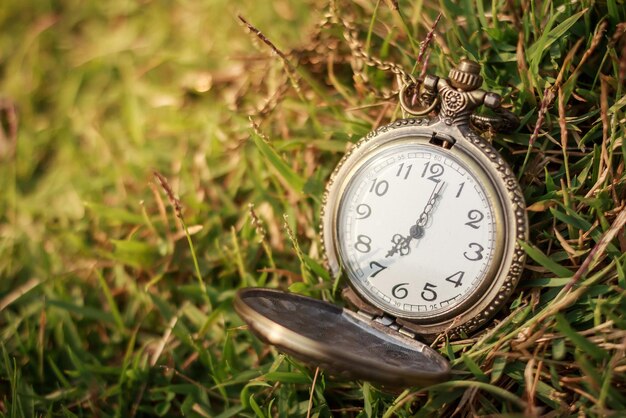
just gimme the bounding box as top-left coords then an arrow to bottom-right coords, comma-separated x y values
322,4 -> 418,99
338,15 -> 417,87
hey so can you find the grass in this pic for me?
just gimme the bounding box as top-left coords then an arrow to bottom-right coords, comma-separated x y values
1,0 -> 625,416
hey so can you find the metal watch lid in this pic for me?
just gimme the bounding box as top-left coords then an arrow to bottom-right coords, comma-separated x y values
234,288 -> 450,387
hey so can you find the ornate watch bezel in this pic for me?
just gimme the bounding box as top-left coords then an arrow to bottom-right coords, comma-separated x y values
321,118 -> 528,337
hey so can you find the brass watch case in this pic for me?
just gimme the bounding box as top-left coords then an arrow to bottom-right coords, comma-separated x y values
321,117 -> 528,338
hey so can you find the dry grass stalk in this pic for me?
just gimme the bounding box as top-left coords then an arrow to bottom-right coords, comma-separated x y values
238,15 -> 294,71
563,207 -> 626,292
612,23 -> 626,84
529,87 -> 555,146
306,367 -> 320,418
558,87 -> 570,187
248,203 -> 268,244
567,20 -> 608,85
248,115 -> 270,142
555,38 -> 583,87
600,75 -> 612,176
416,13 -> 442,76
238,14 -> 302,95
153,170 -> 183,219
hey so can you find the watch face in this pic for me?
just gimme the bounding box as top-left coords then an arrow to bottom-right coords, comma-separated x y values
336,141 -> 501,321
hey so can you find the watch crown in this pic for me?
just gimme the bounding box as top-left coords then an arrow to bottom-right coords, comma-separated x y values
448,59 -> 483,91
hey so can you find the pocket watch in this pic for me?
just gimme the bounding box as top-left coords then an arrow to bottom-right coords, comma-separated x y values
235,59 -> 528,387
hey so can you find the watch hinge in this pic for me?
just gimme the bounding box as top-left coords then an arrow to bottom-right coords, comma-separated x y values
346,289 -> 423,342
374,315 -> 395,327
356,310 -> 375,321
398,327 -> 417,339
371,314 -> 418,340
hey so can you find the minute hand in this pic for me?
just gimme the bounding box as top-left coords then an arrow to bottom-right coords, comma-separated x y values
415,180 -> 446,229
386,181 -> 446,258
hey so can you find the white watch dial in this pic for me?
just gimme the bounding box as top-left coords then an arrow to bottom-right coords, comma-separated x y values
337,142 -> 497,319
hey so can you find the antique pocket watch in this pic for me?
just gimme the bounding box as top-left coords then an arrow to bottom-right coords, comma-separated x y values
235,60 -> 528,387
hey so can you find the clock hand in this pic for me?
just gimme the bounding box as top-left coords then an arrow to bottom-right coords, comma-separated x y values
386,233 -> 411,258
386,181 -> 446,258
414,180 -> 445,230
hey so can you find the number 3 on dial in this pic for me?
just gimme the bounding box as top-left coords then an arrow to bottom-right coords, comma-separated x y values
463,243 -> 484,261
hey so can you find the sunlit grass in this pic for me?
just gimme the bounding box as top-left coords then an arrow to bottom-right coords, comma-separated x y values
1,0 -> 625,416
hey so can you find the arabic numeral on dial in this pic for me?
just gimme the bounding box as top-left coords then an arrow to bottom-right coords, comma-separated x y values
421,283 -> 438,302
396,163 -> 413,180
369,261 -> 387,278
421,162 -> 445,183
456,182 -> 465,198
355,204 -> 371,220
445,271 -> 464,288
465,209 -> 484,229
369,178 -> 389,196
391,283 -> 409,299
354,235 -> 372,253
463,243 -> 484,261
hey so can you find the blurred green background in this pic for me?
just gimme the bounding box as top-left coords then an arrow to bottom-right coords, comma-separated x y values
1,0 -> 625,416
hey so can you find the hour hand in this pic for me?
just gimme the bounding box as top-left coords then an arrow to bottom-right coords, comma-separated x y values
386,234 -> 411,258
